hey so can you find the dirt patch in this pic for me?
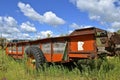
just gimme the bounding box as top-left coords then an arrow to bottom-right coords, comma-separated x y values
1,77 -> 7,80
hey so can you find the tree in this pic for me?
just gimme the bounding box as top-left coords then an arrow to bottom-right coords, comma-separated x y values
0,38 -> 6,49
47,33 -> 51,38
117,30 -> 120,34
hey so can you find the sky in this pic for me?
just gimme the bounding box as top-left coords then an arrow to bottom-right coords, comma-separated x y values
0,0 -> 120,40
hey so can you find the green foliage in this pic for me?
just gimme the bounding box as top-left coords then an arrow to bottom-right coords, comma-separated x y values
117,30 -> 120,34
0,49 -> 120,80
47,33 -> 51,38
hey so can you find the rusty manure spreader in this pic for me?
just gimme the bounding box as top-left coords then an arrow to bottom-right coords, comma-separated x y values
5,27 -> 120,69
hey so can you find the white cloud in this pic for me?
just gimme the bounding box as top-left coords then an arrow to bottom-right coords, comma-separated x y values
70,23 -> 81,29
18,2 -> 65,26
0,16 -> 20,34
0,16 -> 37,40
16,33 -> 30,39
0,16 -> 58,40
23,33 -> 29,37
4,16 -> 18,27
107,28 -> 115,32
70,0 -> 120,31
2,33 -> 10,38
6,33 -> 31,40
89,15 -> 100,21
18,2 -> 43,22
36,30 -> 53,39
69,30 -> 73,34
43,11 -> 65,26
70,23 -> 92,29
20,21 -> 36,32
111,22 -> 120,28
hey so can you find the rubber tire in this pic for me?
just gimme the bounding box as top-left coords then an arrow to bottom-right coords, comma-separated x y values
25,46 -> 46,70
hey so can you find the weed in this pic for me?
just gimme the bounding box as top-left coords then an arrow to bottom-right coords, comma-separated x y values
0,49 -> 120,80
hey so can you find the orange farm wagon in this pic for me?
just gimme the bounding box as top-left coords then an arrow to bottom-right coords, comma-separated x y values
6,27 -> 111,69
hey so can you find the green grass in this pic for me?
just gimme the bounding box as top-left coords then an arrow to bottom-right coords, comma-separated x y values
0,49 -> 120,80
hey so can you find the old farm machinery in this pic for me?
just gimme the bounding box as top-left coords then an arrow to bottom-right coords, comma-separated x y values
0,38 -> 7,49
5,27 -> 120,69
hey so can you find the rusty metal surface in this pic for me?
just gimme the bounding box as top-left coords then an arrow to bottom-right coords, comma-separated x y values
7,27 -> 107,47
6,27 -> 113,61
110,33 -> 120,44
70,27 -> 95,36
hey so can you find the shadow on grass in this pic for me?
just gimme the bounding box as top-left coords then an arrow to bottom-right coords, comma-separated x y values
45,58 -> 115,74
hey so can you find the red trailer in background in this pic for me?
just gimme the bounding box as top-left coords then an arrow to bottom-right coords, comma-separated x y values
5,27 -> 120,69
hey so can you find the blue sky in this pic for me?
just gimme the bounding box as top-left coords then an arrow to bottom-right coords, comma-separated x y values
0,0 -> 120,40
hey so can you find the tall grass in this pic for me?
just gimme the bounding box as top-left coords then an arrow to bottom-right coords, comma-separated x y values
0,49 -> 120,80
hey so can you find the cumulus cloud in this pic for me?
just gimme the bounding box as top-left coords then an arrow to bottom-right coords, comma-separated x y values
0,16 -> 57,40
2,32 -> 34,40
0,16 -> 37,40
0,16 -> 20,34
16,33 -> 31,39
2,34 -> 11,38
70,23 -> 92,29
70,0 -> 120,31
43,12 -> 65,26
107,28 -> 115,32
69,30 -> 73,34
111,22 -> 120,28
18,2 -> 65,26
70,23 -> 81,29
0,16 -> 58,40
20,21 -> 36,32
36,30 -> 53,39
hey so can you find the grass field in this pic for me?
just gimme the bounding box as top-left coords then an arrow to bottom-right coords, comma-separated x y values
0,49 -> 120,80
